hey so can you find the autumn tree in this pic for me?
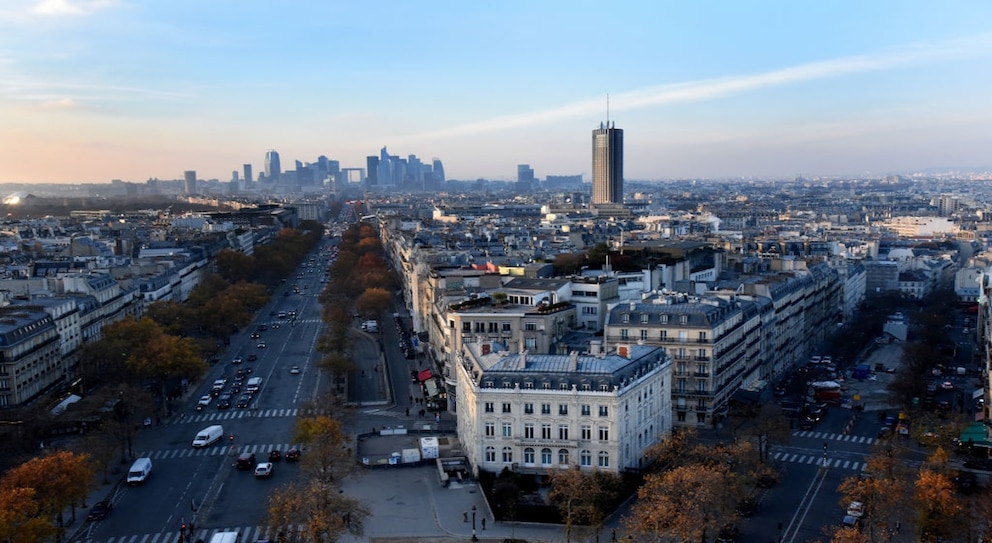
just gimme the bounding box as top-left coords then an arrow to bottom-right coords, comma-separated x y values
624,463 -> 739,543
547,467 -> 622,542
0,451 -> 94,537
553,252 -> 586,276
293,415 -> 358,486
736,403 -> 792,463
0,487 -> 56,543
214,248 -> 255,284
266,479 -> 368,543
354,287 -> 391,319
914,469 -> 962,542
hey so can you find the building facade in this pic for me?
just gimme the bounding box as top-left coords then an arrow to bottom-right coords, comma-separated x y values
455,342 -> 672,476
592,122 -> 623,205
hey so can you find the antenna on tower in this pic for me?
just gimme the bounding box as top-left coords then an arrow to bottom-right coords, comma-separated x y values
606,94 -> 610,127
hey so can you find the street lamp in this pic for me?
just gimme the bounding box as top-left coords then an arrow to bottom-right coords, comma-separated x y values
471,505 -> 478,541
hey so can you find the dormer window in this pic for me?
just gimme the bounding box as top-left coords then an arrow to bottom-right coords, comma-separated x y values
640,314 -> 649,324
679,315 -> 688,324
622,314 -> 630,323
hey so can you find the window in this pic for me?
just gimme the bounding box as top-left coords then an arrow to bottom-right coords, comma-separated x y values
462,322 -> 471,332
582,306 -> 597,315
697,380 -> 706,392
484,422 -> 495,437
542,382 -> 551,390
620,329 -> 629,340
599,405 -> 609,417
524,403 -> 534,414
501,322 -> 512,332
541,448 -> 553,465
598,451 -> 610,468
661,314 -> 669,324
598,426 -> 609,441
502,402 -> 511,413
581,425 -> 592,440
640,329 -> 648,340
524,337 -> 537,349
541,403 -> 551,415
581,404 -> 591,416
558,404 -> 568,415
659,329 -> 668,340
485,446 -> 496,462
502,447 -> 513,463
677,411 -> 686,422
698,331 -> 707,341
558,449 -> 570,465
640,314 -> 649,324
558,424 -> 569,440
484,402 -> 494,413
680,315 -> 688,324
541,423 -> 552,439
523,447 -> 535,464
697,413 -> 706,424
524,423 -> 534,439
622,314 -> 630,323
524,322 -> 537,331
502,422 -> 513,437
580,450 -> 592,466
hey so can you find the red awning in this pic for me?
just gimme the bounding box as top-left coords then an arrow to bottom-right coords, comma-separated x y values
418,369 -> 433,382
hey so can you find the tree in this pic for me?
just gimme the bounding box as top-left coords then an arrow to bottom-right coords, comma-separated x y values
624,463 -> 739,543
214,249 -> 255,284
736,403 -> 792,462
0,487 -> 56,543
553,252 -> 586,276
914,469 -> 962,542
354,288 -> 391,318
293,416 -> 357,486
266,479 -> 368,543
0,451 -> 94,538
548,467 -> 596,542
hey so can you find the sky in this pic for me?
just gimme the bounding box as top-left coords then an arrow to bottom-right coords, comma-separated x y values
2,1 -> 992,184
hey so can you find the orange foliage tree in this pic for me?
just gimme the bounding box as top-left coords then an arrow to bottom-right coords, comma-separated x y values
0,451 -> 94,537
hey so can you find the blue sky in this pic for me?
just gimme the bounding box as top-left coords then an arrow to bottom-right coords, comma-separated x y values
2,0 -> 992,183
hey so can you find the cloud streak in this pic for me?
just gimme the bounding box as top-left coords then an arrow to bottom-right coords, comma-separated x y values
411,33 -> 992,141
32,0 -> 117,16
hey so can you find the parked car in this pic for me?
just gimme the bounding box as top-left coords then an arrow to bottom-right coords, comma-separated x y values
254,462 -> 274,478
87,499 -> 113,521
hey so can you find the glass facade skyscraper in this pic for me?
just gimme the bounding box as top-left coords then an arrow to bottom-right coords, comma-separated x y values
264,150 -> 281,182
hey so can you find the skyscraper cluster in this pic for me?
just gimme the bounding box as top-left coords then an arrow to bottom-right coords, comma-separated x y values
366,146 -> 445,190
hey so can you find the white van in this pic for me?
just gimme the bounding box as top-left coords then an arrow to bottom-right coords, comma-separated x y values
245,377 -> 262,394
127,457 -> 152,485
192,424 -> 224,448
208,532 -> 240,543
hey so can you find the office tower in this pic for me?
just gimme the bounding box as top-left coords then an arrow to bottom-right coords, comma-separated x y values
264,150 -> 281,182
432,158 -> 445,184
183,170 -> 197,194
366,155 -> 379,186
517,164 -> 535,183
243,164 -> 253,184
591,122 -> 623,204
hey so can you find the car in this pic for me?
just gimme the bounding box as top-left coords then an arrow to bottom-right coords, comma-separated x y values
846,501 -> 864,518
247,354 -> 257,362
197,395 -> 212,408
269,449 -> 282,462
250,332 -> 260,339
229,384 -> 242,394
232,356 -> 243,364
284,447 -> 301,461
941,381 -> 954,390
235,452 -> 257,470
773,386 -> 787,397
235,369 -> 247,378
87,499 -> 113,521
216,394 -> 232,409
257,324 -> 268,331
271,323 -> 281,329
236,395 -> 251,408
715,523 -> 738,543
937,400 -> 952,412
257,342 -> 266,349
289,366 -> 301,374
254,462 -> 274,478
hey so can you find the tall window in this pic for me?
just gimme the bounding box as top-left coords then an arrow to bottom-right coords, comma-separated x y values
485,446 -> 496,462
558,404 -> 568,415
599,405 -> 609,417
558,424 -> 569,440
558,449 -> 570,465
524,403 -> 534,414
541,403 -> 551,414
581,404 -> 591,416
581,425 -> 592,440
598,451 -> 610,468
502,447 -> 513,463
598,426 -> 609,441
580,450 -> 592,466
484,402 -> 494,413
541,448 -> 553,465
484,422 -> 495,437
524,423 -> 534,439
501,422 -> 512,437
524,447 -> 535,464
541,424 -> 552,439
502,402 -> 511,413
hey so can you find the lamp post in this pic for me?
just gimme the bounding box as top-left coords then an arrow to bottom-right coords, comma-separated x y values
471,505 -> 478,541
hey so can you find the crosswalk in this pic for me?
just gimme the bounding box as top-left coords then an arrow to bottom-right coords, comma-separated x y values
791,430 -> 877,445
80,525 -> 299,543
138,443 -> 297,461
770,450 -> 867,471
186,408 -> 298,424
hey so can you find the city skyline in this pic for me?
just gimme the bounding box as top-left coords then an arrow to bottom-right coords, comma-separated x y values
2,1 -> 992,183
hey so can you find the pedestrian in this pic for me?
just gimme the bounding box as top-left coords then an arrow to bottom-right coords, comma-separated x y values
481,517 -> 486,530
612,528 -> 617,541
463,511 -> 468,523
410,395 -> 414,403
405,408 -> 410,417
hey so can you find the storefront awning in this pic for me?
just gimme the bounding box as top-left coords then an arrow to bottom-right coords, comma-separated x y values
959,422 -> 992,448
418,369 -> 433,382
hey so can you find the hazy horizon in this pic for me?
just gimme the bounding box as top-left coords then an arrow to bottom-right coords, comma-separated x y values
3,1 -> 992,184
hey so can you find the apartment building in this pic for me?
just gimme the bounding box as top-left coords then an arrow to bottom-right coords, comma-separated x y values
455,342 -> 672,475
0,307 -> 63,408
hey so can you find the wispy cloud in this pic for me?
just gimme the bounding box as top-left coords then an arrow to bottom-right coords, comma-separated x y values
32,0 -> 118,16
411,33 -> 992,141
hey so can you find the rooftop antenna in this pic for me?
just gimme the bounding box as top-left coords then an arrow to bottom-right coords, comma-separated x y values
606,94 -> 610,128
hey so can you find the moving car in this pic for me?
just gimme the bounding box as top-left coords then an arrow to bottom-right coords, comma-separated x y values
235,452 -> 257,470
87,499 -> 113,521
254,462 -> 273,478
192,425 -> 224,448
232,356 -> 243,364
289,366 -> 301,374
236,395 -> 251,408
284,447 -> 301,461
257,342 -> 266,349
216,394 -> 232,409
197,395 -> 212,410
269,449 -> 282,462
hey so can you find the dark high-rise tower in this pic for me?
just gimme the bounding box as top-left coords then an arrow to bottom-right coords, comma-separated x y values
264,150 -> 281,182
183,170 -> 197,194
591,122 -> 623,204
243,163 -> 253,184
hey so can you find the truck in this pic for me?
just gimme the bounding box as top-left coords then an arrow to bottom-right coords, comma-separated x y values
127,457 -> 152,485
245,377 -> 262,394
810,381 -> 843,405
192,424 -> 224,448
208,532 -> 240,543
